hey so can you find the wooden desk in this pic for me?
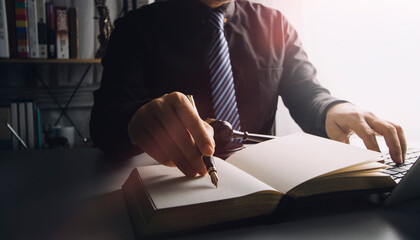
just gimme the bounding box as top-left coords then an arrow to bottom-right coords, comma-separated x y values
1,149 -> 419,240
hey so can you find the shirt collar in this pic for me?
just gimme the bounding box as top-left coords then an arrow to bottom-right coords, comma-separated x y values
188,0 -> 235,23
216,1 -> 235,21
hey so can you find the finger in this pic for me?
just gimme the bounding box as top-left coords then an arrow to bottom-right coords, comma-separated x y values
128,109 -> 174,166
147,114 -> 197,177
136,107 -> 197,176
132,127 -> 174,167
390,122 -> 407,161
327,122 -> 351,144
154,102 -> 207,176
366,117 -> 403,164
351,119 -> 381,152
169,93 -> 215,156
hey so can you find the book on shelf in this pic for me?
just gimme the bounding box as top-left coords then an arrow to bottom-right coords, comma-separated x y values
122,133 -> 395,235
68,6 -> 78,59
25,100 -> 35,149
17,101 -> 26,149
1,0 -> 83,59
36,0 -> 47,58
55,6 -> 68,59
45,2 -> 55,58
0,0 -> 9,58
14,0 -> 29,58
27,0 -> 39,58
5,0 -> 17,58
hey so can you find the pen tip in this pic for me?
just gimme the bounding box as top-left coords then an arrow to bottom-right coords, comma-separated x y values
210,171 -> 219,188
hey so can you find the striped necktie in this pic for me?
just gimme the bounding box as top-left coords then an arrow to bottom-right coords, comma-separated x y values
208,10 -> 241,131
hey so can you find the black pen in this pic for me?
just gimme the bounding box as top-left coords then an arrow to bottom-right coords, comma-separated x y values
186,95 -> 219,188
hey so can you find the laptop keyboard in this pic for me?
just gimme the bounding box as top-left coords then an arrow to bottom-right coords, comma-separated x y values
381,148 -> 420,183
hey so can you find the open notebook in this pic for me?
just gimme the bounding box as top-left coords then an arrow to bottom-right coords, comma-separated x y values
122,133 -> 396,235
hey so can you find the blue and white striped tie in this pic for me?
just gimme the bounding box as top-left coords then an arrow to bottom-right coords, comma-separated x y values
208,10 -> 241,131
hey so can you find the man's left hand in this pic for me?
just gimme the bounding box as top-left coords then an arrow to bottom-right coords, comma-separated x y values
325,102 -> 407,164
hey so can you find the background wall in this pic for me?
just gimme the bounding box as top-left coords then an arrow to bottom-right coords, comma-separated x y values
255,0 -> 420,142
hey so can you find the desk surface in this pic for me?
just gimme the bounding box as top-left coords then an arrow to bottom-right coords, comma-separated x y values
1,149 -> 420,240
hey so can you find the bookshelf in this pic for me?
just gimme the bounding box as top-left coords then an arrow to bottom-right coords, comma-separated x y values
0,58 -> 101,150
0,0 -> 115,150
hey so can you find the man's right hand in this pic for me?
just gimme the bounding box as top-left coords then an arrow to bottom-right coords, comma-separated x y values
128,92 -> 215,177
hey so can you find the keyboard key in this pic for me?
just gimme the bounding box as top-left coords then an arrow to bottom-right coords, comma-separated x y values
382,169 -> 396,175
379,148 -> 420,181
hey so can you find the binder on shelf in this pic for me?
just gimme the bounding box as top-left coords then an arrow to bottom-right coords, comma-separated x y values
55,6 -> 68,59
15,0 -> 30,58
0,0 -> 10,58
27,0 -> 39,58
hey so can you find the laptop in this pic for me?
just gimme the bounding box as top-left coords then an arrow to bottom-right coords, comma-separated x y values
380,148 -> 420,206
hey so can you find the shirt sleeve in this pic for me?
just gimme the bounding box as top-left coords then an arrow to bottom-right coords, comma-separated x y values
90,15 -> 151,156
278,15 -> 347,137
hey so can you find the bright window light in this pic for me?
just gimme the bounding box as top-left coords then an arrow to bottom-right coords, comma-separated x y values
258,0 -> 420,141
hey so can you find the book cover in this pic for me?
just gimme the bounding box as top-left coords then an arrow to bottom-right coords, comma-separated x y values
68,7 -> 78,59
27,0 -> 39,58
55,6 -> 68,59
5,0 -> 16,58
45,2 -> 55,58
14,0 -> 29,58
0,0 -> 9,58
36,0 -> 46,58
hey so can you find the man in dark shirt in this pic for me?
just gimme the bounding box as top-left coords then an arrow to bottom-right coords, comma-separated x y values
90,0 -> 406,177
